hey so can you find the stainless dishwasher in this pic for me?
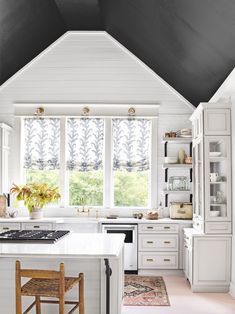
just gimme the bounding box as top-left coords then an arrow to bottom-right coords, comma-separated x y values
101,224 -> 138,272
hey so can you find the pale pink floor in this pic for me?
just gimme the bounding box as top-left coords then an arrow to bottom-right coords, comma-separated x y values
122,276 -> 235,314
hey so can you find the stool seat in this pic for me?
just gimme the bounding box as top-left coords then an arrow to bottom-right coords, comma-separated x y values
21,277 -> 80,298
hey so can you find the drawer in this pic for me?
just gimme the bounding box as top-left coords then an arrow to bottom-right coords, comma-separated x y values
139,223 -> 179,233
139,234 -> 178,251
138,252 -> 178,269
205,222 -> 231,234
0,223 -> 21,232
21,223 -> 53,230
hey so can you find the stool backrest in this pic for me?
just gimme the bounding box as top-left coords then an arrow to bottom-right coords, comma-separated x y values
15,260 -> 65,279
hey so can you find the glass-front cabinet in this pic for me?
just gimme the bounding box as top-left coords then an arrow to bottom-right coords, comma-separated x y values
190,102 -> 232,234
204,136 -> 231,221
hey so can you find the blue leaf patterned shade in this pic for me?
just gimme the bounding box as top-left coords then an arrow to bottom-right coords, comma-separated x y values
113,118 -> 151,172
23,118 -> 60,170
66,118 -> 104,171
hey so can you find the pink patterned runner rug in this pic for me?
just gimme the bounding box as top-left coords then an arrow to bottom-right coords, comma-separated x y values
123,275 -> 170,306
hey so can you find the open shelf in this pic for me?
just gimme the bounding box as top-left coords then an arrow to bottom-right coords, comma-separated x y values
163,163 -> 192,169
162,137 -> 192,144
162,190 -> 192,195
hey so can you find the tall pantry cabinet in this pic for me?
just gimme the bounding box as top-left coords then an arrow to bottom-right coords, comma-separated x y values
183,102 -> 232,292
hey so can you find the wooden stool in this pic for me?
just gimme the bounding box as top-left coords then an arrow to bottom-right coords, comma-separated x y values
15,260 -> 84,314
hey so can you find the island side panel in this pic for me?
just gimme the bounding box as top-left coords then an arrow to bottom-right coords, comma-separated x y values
0,257 -> 101,314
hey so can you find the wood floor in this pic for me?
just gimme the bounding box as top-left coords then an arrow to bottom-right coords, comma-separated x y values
122,276 -> 235,314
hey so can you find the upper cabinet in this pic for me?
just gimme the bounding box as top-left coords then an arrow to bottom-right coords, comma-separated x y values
204,109 -> 230,136
190,103 -> 231,234
0,123 -> 12,194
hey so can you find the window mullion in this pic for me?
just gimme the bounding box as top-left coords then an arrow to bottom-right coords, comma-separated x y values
150,117 -> 158,208
60,118 -> 67,207
104,118 -> 112,208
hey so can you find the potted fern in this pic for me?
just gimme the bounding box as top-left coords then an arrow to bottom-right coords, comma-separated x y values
10,183 -> 60,219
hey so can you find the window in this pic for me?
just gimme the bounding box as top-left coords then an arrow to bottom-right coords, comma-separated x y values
66,118 -> 104,206
22,115 -> 155,208
112,118 -> 151,207
23,118 -> 60,187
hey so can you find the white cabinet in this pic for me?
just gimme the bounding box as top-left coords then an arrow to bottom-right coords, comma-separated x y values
190,102 -> 232,234
0,123 -> 12,194
204,109 -> 230,135
138,223 -> 179,270
184,229 -> 231,292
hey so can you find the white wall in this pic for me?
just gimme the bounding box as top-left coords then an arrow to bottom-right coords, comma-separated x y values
0,31 -> 194,216
210,67 -> 235,298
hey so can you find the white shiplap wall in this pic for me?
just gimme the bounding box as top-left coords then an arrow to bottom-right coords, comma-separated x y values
0,31 -> 194,213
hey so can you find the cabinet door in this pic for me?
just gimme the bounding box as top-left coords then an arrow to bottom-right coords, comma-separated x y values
193,137 -> 204,220
204,136 -> 231,222
204,109 -> 230,135
193,237 -> 231,287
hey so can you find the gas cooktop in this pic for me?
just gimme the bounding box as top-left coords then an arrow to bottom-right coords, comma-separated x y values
0,230 -> 70,243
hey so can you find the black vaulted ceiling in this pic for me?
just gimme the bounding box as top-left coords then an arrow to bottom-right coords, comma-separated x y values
0,0 -> 235,106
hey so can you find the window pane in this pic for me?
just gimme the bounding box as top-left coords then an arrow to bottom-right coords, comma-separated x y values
26,170 -> 59,186
114,170 -> 149,207
69,170 -> 103,206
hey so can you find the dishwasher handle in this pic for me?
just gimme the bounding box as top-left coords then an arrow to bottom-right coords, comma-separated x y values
102,225 -> 137,230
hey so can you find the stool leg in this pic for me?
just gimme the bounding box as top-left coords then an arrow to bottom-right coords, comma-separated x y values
35,296 -> 41,314
15,293 -> 22,314
79,273 -> 84,314
15,261 -> 22,314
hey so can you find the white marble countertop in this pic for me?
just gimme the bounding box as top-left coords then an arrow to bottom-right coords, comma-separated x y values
0,233 -> 125,259
0,217 -> 64,223
0,216 -> 192,224
99,217 -> 193,224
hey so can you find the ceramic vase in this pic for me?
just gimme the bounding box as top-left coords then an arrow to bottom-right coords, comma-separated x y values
29,207 -> 43,219
178,149 -> 185,164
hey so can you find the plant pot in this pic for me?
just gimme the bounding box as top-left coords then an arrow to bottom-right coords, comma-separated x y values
29,207 -> 43,219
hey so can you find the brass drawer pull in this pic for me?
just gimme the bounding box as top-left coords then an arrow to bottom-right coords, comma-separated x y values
164,226 -> 170,229
164,258 -> 171,262
147,241 -> 154,244
33,226 -> 40,229
147,226 -> 153,229
2,227 -> 9,230
164,241 -> 171,244
146,258 -> 154,262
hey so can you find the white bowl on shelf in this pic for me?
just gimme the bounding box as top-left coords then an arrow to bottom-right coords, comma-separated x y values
209,152 -> 222,157
164,157 -> 178,164
209,210 -> 220,217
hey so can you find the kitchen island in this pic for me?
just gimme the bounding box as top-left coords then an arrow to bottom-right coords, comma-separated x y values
0,233 -> 125,314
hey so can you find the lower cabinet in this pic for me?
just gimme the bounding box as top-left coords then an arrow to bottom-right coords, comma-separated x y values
183,229 -> 231,292
138,223 -> 179,270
